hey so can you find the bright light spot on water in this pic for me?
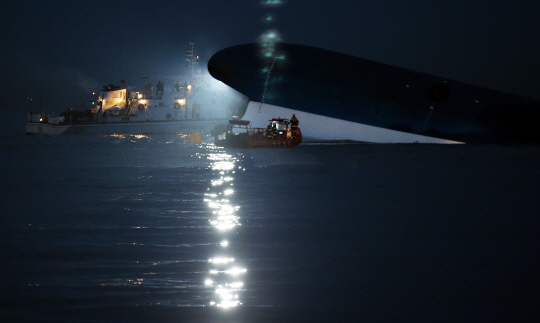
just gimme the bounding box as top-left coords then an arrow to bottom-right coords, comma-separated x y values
207,153 -> 237,171
212,283 -> 244,308
205,150 -> 246,308
226,267 -> 247,276
211,220 -> 238,231
217,300 -> 241,308
212,161 -> 235,171
209,257 -> 235,264
107,134 -> 150,140
205,201 -> 220,209
212,179 -> 224,186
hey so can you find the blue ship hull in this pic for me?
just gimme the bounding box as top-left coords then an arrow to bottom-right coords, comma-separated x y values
208,43 -> 540,143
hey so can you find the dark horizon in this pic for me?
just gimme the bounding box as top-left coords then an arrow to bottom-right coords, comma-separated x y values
4,1 -> 540,112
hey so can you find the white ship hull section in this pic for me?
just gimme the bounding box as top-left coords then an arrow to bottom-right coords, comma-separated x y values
242,101 -> 462,144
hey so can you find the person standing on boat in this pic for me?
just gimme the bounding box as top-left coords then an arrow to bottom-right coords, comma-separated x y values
271,123 -> 278,139
290,114 -> 299,137
290,114 -> 299,130
289,114 -> 299,137
265,121 -> 273,140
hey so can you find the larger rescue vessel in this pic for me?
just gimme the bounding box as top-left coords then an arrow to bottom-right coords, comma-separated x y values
26,43 -> 246,136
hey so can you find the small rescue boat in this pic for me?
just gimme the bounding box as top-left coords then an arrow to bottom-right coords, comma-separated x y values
214,118 -> 302,148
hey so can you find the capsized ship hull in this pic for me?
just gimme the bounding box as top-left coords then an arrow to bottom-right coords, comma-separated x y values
208,43 -> 540,143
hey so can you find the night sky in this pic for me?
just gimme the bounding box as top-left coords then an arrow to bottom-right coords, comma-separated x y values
4,0 -> 540,112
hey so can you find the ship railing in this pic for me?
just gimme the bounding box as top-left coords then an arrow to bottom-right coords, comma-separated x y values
47,116 -> 65,125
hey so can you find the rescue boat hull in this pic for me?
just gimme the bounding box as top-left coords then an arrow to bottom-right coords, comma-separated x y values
215,129 -> 302,148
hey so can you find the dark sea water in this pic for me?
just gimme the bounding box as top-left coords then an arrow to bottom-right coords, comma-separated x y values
2,125 -> 540,322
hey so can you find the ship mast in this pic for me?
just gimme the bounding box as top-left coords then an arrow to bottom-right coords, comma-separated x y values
186,42 -> 203,87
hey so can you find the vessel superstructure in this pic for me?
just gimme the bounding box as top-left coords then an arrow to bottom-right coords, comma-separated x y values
26,44 -> 246,136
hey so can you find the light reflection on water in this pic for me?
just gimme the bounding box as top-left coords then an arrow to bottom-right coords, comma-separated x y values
203,146 -> 246,308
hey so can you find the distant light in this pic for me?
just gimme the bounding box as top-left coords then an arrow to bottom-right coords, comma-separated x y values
138,94 -> 143,99
220,240 -> 229,247
92,92 -> 95,95
260,29 -> 282,44
260,0 -> 285,7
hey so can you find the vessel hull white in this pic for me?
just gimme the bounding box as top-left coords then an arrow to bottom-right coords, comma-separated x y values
243,102 -> 462,144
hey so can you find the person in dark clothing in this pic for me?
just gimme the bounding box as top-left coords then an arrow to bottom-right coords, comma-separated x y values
289,114 -> 299,137
290,114 -> 299,130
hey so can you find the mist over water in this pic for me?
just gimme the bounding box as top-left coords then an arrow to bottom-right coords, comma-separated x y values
2,133 -> 540,322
